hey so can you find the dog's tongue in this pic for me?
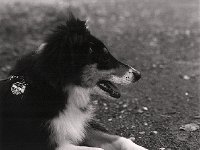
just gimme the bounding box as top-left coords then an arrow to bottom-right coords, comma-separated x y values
97,80 -> 121,98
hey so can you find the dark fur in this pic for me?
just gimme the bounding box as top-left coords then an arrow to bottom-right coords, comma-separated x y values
0,15 -> 121,150
0,14 -> 143,150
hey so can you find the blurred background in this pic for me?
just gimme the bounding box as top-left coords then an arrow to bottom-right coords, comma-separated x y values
0,0 -> 199,149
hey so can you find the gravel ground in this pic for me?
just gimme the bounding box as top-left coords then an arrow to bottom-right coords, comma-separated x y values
0,0 -> 199,149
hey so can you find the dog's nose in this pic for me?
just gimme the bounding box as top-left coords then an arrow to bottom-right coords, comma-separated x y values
128,67 -> 141,82
133,71 -> 141,81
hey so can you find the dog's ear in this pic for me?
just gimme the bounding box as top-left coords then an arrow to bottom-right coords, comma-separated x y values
36,43 -> 46,54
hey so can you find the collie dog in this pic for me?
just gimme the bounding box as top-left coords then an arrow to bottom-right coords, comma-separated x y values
0,14 -> 147,150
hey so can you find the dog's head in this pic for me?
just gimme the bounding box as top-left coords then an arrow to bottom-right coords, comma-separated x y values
38,15 -> 141,99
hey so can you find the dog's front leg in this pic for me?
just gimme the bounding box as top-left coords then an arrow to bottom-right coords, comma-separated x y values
85,129 -> 148,150
56,143 -> 104,150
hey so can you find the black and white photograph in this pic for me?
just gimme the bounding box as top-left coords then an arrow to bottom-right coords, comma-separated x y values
0,0 -> 199,149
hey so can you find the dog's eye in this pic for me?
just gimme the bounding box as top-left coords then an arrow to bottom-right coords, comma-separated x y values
89,47 -> 93,54
90,42 -> 95,45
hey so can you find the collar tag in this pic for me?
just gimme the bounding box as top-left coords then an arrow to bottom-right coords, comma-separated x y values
10,76 -> 27,96
11,82 -> 26,95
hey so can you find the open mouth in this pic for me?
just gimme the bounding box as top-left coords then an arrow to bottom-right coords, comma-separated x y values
97,80 -> 121,98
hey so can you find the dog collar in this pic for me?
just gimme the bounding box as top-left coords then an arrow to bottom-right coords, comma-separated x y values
9,75 -> 28,96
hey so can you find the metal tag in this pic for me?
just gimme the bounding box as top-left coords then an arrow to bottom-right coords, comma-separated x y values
11,81 -> 26,95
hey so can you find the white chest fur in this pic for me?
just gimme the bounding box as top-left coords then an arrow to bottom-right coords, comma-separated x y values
50,86 -> 94,145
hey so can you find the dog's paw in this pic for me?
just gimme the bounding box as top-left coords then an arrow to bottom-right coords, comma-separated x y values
118,137 -> 148,150
92,148 -> 104,150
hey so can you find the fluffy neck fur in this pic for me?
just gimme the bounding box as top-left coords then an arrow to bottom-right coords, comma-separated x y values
50,86 -> 94,145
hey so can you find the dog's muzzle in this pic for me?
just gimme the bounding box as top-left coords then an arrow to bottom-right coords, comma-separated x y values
94,61 -> 141,99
